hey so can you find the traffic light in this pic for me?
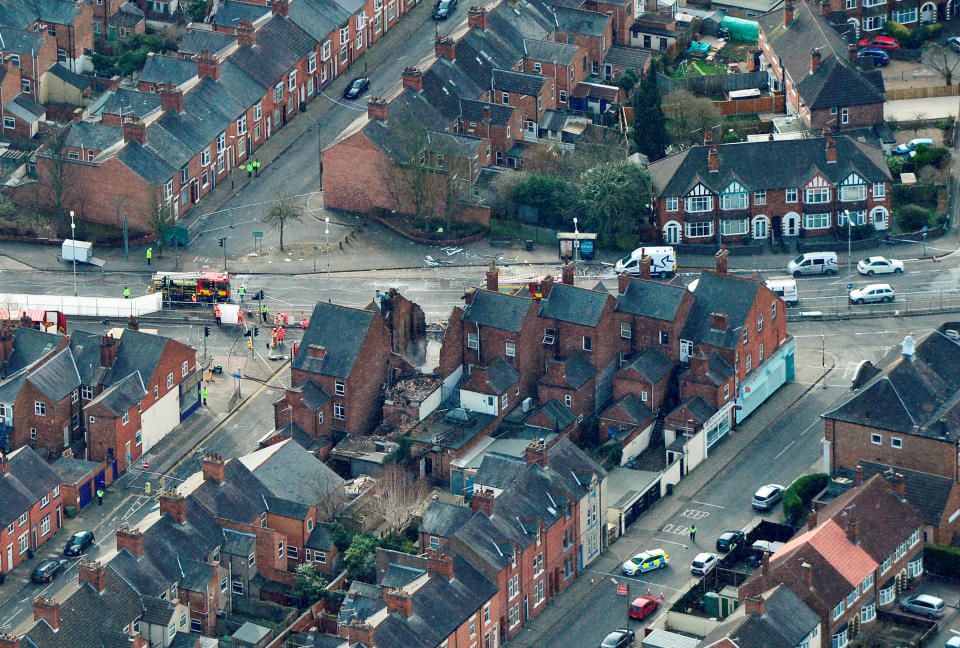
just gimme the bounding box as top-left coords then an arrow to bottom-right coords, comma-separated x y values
254,326 -> 259,337
243,329 -> 251,337
256,289 -> 265,301
247,339 -> 253,350
218,237 -> 226,248
204,326 -> 210,337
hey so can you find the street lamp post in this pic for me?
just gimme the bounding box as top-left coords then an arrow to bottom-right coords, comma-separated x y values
573,217 -> 580,265
324,217 -> 331,298
844,209 -> 852,277
70,210 -> 77,297
820,334 -> 826,368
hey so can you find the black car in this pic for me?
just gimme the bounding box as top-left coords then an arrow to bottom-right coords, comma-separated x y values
343,76 -> 370,100
433,0 -> 455,19
31,558 -> 69,584
600,628 -> 635,648
64,530 -> 95,556
716,530 -> 745,553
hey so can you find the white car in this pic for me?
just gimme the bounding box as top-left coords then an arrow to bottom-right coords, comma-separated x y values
691,552 -> 719,576
945,636 -> 960,648
752,484 -> 785,510
849,283 -> 895,305
857,256 -> 903,275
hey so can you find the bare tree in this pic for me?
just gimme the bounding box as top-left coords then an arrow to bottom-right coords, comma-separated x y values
262,194 -> 305,251
312,473 -> 348,522
369,464 -> 429,534
144,187 -> 176,257
924,44 -> 960,86
662,89 -> 722,149
907,111 -> 929,136
35,127 -> 85,219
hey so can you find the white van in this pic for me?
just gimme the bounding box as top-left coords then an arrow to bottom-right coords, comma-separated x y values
765,278 -> 798,305
787,252 -> 838,277
614,246 -> 677,278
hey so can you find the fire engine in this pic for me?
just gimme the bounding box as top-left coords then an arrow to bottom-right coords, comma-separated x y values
150,271 -> 231,303
498,274 -> 547,300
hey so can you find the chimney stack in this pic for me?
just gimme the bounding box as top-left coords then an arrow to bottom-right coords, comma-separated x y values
0,633 -> 21,648
808,508 -> 818,530
116,525 -> 143,558
617,271 -> 631,296
401,67 -> 424,92
435,37 -> 456,60
237,19 -> 255,47
848,43 -> 858,65
525,438 -> 548,468
637,252 -> 652,281
0,328 -> 13,365
426,551 -> 455,581
714,247 -> 729,274
802,561 -> 813,589
72,108 -> 83,124
689,351 -> 708,377
384,589 -> 413,617
708,143 -> 719,172
78,559 -> 106,593
704,130 -> 713,147
128,315 -> 139,331
892,473 -> 906,499
855,464 -> 864,486
784,0 -> 794,24
0,452 -> 7,475
122,118 -> 146,145
201,454 -> 226,483
845,515 -> 858,544
197,51 -> 220,80
825,136 -> 837,163
561,261 -> 575,286
471,488 -> 495,516
344,621 -> 374,648
33,597 -> 60,630
710,312 -> 728,331
810,48 -> 822,74
307,344 -> 326,359
100,334 -> 117,368
744,595 -> 765,616
485,262 -> 499,292
271,0 -> 289,15
367,97 -> 388,121
541,275 -> 554,298
820,0 -> 830,15
760,551 -> 769,575
468,6 -> 488,29
159,489 -> 187,524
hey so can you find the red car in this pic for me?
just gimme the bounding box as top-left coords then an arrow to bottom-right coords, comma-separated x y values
629,595 -> 661,620
857,35 -> 900,50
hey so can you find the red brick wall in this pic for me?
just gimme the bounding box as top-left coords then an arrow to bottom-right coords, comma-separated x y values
520,52 -> 584,108
540,298 -> 617,374
612,371 -> 669,412
809,102 -> 884,132
537,375 -> 595,423
584,0 -> 632,44
936,485 -> 960,545
84,400 -> 142,473
680,370 -> 733,410
553,21 -> 611,77
0,483 -> 63,575
217,519 -> 293,586
142,337 -> 196,412
323,129 -> 395,214
614,290 -> 695,363
266,509 -> 316,570
11,381 -> 78,458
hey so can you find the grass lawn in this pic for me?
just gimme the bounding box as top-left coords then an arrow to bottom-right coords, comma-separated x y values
688,61 -> 728,76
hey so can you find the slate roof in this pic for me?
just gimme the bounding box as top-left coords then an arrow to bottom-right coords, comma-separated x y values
140,54 -> 197,87
539,283 -> 609,327
487,356 -> 521,393
523,38 -> 578,65
65,121 -> 124,152
0,446 -> 61,528
211,0 -> 270,27
420,500 -> 474,538
421,57 -> 485,120
48,63 -> 90,90
547,437 -> 606,488
191,459 -> 271,523
462,289 -> 533,333
381,562 -> 426,589
290,379 -> 331,412
34,0 -> 83,24
648,136 -> 891,197
8,94 -> 44,121
109,2 -> 145,27
222,528 -> 257,556
23,565 -> 144,648
0,27 -> 47,55
681,272 -> 761,350
459,99 -> 513,127
88,370 -> 146,416
615,277 -> 688,321
179,558 -> 214,592
475,452 -> 525,489
217,59 -> 269,107
178,29 -> 237,57
454,28 -> 522,88
258,13 -> 318,58
0,371 -> 26,406
679,395 -> 717,424
492,68 -> 546,96
822,331 -> 960,439
99,88 -> 162,120
288,0 -> 350,43
241,438 -> 344,506
553,6 -> 609,36
141,596 -> 176,624
293,302 -> 377,378
860,461 -> 958,527
702,585 -> 820,648
1,327 -> 61,376
28,346 -> 81,401
365,104 -> 484,160
265,494 -> 311,520
68,331 -> 106,386
305,522 -> 335,551
487,0 -> 556,41
625,347 -> 673,384
758,0 -> 851,86
528,398 -> 576,430
601,394 -> 652,425
603,45 -> 651,70
52,456 -> 102,486
105,328 -> 172,387
547,351 -> 596,389
796,55 -> 884,110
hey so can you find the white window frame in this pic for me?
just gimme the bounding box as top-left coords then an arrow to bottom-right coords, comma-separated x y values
803,213 -> 831,229
335,380 -> 345,396
685,221 -> 713,238
34,401 -> 46,416
891,437 -> 902,449
873,183 -> 885,198
505,341 -> 516,357
871,433 -> 882,445
467,332 -> 478,349
334,402 -> 345,420
804,187 -> 831,204
666,196 -> 679,211
685,195 -> 713,212
620,322 -> 631,339
167,373 -> 174,389
720,218 -> 749,235
720,193 -> 748,210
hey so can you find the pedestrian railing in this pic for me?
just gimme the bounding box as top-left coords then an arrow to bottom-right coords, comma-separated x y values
788,288 -> 960,321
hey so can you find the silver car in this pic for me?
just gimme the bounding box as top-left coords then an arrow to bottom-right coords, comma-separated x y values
849,283 -> 895,304
900,594 -> 945,618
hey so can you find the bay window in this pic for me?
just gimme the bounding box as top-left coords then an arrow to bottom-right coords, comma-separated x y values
720,218 -> 748,235
839,185 -> 866,201
685,221 -> 713,238
804,187 -> 830,203
685,195 -> 713,212
720,193 -> 748,210
803,213 -> 830,229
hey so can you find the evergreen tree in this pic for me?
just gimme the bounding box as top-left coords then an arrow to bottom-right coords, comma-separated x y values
632,62 -> 669,161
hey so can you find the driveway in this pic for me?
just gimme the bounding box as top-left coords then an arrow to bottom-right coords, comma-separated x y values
885,95 -> 960,121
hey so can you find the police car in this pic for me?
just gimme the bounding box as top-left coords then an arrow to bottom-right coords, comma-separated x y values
622,549 -> 669,575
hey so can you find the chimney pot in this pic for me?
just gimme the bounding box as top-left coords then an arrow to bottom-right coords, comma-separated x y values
807,508 -> 818,530
401,67 -> 424,92
485,262 -> 499,292
855,464 -> 864,486
77,559 -> 106,593
385,589 -> 413,617
744,595 -> 765,616
784,0 -> 794,24
435,37 -> 455,60
122,118 -> 146,145
617,271 -> 631,296
237,19 -> 255,47
33,597 -> 60,630
714,247 -> 729,274
810,47 -> 822,74
425,551 -> 455,580
892,473 -> 906,499
197,51 -> 220,80
0,632 -> 21,648
471,488 -> 495,516
710,311 -> 728,331
367,97 -> 388,121
561,261 -> 575,286
525,438 -> 548,468
116,525 -> 144,558
159,489 -> 187,524
468,6 -> 488,29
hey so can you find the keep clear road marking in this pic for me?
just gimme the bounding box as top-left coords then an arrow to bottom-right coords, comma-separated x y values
691,500 -> 725,509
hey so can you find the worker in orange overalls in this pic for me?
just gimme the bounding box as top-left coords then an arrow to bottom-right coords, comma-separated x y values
214,304 -> 221,326
277,326 -> 285,347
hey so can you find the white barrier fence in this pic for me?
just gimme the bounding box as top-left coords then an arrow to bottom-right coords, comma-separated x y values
0,293 -> 163,318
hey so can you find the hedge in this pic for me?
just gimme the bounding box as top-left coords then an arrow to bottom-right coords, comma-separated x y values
782,473 -> 829,524
923,544 -> 960,579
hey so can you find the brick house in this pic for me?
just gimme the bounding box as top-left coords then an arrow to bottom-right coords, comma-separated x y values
583,0 -> 637,46
455,98 -> 523,165
275,301 -> 392,442
0,0 -> 95,74
628,13 -> 678,52
83,371 -> 148,474
551,7 -> 612,79
612,347 -> 674,413
613,269 -> 695,364
487,69 -> 552,140
702,585 -> 821,648
0,447 -> 63,576
520,38 -> 584,110
739,474 -> 926,648
821,330 -> 960,481
461,357 -> 522,417
537,352 -> 596,425
598,394 -> 654,448
821,0 -> 941,34
758,0 -> 885,132
647,134 -> 894,243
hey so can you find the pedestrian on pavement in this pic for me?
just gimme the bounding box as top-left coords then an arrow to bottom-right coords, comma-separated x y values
146,247 -> 152,265
238,285 -> 246,303
254,160 -> 260,177
96,488 -> 104,505
214,305 -> 222,326
689,525 -> 697,542
202,385 -> 208,406
271,328 -> 278,348
261,304 -> 269,323
123,286 -> 131,299
246,162 -> 253,178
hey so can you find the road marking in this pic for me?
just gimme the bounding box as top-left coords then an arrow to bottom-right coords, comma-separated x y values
652,538 -> 689,548
691,500 -> 725,509
775,440 -> 795,460
680,509 -> 710,520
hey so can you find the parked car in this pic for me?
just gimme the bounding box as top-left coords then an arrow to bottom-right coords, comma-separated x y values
900,594 -> 946,618
690,552 -> 719,576
600,628 -> 635,648
716,530 -> 745,553
64,530 -> 95,556
949,36 -> 960,52
857,256 -> 903,275
622,549 -> 669,575
893,138 -> 934,155
945,635 -> 960,648
31,558 -> 69,584
858,47 -> 890,66
858,35 -> 900,49
787,251 -> 838,276
629,595 -> 661,620
765,278 -> 798,305
433,0 -> 456,19
752,484 -> 785,510
343,76 -> 370,100
849,283 -> 895,304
